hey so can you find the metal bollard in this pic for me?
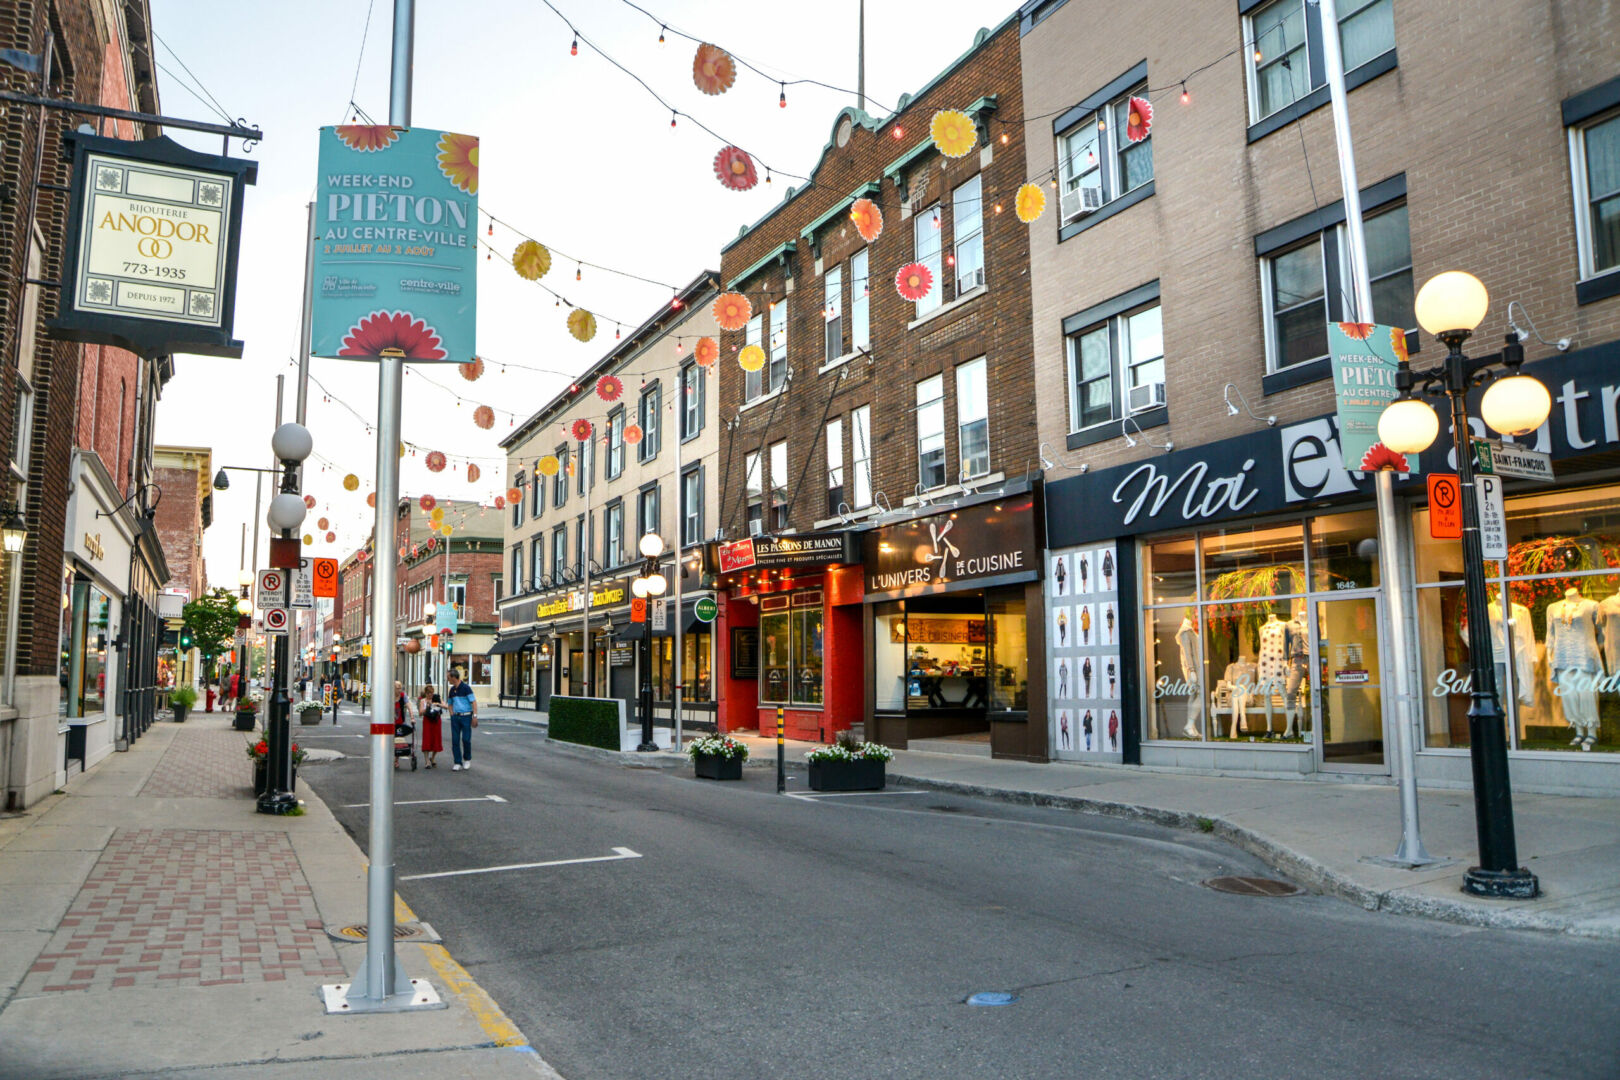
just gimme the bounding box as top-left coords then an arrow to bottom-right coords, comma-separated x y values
776,706 -> 785,794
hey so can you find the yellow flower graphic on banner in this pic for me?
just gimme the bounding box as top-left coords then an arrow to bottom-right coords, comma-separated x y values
1015,183 -> 1046,223
436,132 -> 479,194
567,308 -> 597,342
1391,326 -> 1409,364
930,109 -> 977,159
512,240 -> 551,281
738,344 -> 765,372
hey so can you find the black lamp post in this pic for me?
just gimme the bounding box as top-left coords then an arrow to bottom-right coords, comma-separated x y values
630,532 -> 667,752
1378,271 -> 1552,900
258,423 -> 313,815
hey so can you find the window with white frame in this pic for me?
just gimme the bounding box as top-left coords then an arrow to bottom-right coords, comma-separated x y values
1572,109 -> 1620,281
826,417 -> 844,517
638,382 -> 661,460
850,249 -> 870,352
638,485 -> 659,543
680,362 -> 702,438
606,409 -> 625,479
1067,302 -> 1164,432
952,176 -> 985,294
744,314 -> 764,401
446,577 -> 467,620
913,204 -> 943,318
512,472 -> 526,527
916,375 -> 946,490
530,537 -> 544,588
554,446 -> 568,507
745,450 -> 763,533
682,467 -> 702,546
823,264 -> 843,362
1245,0 -> 1394,123
956,358 -> 989,481
1058,84 -> 1152,223
552,525 -> 568,581
851,405 -> 872,509
604,501 -> 624,567
768,301 -> 788,393
769,440 -> 788,531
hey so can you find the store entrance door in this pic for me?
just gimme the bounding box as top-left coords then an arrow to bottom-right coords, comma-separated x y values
1312,593 -> 1388,772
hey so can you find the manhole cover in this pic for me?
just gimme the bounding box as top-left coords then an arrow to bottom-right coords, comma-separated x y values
1201,876 -> 1303,897
966,991 -> 1018,1007
325,920 -> 441,943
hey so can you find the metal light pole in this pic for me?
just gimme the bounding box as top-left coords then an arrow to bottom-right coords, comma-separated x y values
631,532 -> 666,751
1378,272 -> 1552,900
259,424 -> 312,815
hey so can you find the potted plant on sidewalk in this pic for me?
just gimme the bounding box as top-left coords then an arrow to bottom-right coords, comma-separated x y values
233,695 -> 260,732
294,700 -> 325,726
806,731 -> 894,792
247,738 -> 307,796
169,685 -> 198,723
687,733 -> 749,780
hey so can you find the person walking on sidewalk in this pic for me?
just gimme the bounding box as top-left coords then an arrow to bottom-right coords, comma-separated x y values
418,683 -> 444,768
392,681 -> 417,770
447,668 -> 477,771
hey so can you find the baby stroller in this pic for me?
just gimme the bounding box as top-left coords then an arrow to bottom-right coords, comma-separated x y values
394,716 -> 418,770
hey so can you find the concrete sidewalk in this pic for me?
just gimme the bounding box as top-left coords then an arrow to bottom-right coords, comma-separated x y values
0,715 -> 560,1080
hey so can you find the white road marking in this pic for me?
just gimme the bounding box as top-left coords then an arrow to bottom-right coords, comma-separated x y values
343,794 -> 508,808
785,790 -> 930,800
399,846 -> 642,881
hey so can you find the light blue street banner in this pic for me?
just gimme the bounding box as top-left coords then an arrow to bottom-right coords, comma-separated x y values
310,125 -> 478,362
1328,321 -> 1419,474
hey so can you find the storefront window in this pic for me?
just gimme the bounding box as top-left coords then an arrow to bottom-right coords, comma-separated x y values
1309,510 -> 1381,590
1201,521 -> 1306,601
1142,533 -> 1197,605
61,580 -> 111,718
987,587 -> 1027,713
759,603 -> 790,704
903,607 -> 987,710
1147,605 -> 1203,740
791,608 -> 823,705
650,632 -> 713,703
874,603 -> 907,711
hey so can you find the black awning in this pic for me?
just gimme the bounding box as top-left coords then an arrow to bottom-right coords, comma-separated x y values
488,631 -> 534,656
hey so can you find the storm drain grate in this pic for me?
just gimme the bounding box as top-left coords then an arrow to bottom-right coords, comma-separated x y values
1201,876 -> 1303,897
966,992 -> 1019,1007
325,920 -> 441,944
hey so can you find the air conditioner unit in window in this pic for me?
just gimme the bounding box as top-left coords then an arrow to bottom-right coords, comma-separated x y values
748,518 -> 764,537
1128,382 -> 1167,413
1059,185 -> 1104,222
957,267 -> 985,293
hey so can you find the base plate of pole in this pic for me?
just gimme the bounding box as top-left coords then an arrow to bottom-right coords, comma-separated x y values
320,978 -> 445,1015
1463,865 -> 1540,899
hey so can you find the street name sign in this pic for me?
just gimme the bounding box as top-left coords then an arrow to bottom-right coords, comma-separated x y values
1472,438 -> 1554,482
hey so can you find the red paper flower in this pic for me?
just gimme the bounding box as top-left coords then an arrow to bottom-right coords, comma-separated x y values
712,291 -> 752,331
419,494 -> 436,512
571,419 -> 594,442
624,423 -> 643,445
325,531 -> 336,544
713,146 -> 758,192
494,496 -> 506,510
426,451 -> 447,473
850,198 -> 883,243
1359,443 -> 1410,472
895,262 -> 934,302
1337,322 -> 1375,341
358,549 -> 369,562
506,486 -> 523,505
334,125 -> 400,152
473,405 -> 495,430
596,375 -> 624,402
303,494 -> 317,509
460,357 -> 485,381
1391,326 -> 1409,364
317,517 -> 329,531
426,536 -> 438,552
399,546 -> 408,559
338,310 -> 447,360
467,463 -> 481,483
692,43 -> 736,95
1126,96 -> 1153,143
694,337 -> 719,368
366,492 -> 377,508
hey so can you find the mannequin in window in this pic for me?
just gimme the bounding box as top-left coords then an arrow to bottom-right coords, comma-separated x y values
1225,657 -> 1260,739
1546,585 -> 1603,749
1257,608 -> 1309,738
1600,589 -> 1620,677
1462,592 -> 1536,707
1176,611 -> 1202,739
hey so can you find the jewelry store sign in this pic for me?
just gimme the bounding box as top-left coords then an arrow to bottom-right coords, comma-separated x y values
51,133 -> 255,358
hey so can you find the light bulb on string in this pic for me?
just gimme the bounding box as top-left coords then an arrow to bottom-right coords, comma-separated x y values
658,24 -> 665,43
576,263 -> 582,281
891,125 -> 904,140
670,111 -> 677,129
1000,132 -> 1008,144
486,222 -> 493,236
778,82 -> 786,108
570,36 -> 577,55
1181,83 -> 1190,105
765,168 -> 772,185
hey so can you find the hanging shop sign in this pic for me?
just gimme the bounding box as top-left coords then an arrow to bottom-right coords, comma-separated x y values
711,531 -> 858,574
694,597 -> 718,623
863,496 -> 1041,601
50,133 -> 256,358
1328,322 -> 1417,473
309,125 -> 479,364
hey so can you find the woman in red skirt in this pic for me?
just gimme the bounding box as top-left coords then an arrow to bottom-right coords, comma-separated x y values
417,684 -> 444,767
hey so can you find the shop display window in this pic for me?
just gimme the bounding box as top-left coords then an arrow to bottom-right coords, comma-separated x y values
758,592 -> 823,706
1201,521 -> 1307,601
1142,532 -> 1197,605
987,587 -> 1028,713
1146,605 -> 1202,740
652,631 -> 713,703
1415,484 -> 1620,754
874,604 -> 907,711
60,580 -> 111,718
1309,510 -> 1381,591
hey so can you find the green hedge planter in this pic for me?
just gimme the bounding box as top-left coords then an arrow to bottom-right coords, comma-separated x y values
549,697 -> 621,751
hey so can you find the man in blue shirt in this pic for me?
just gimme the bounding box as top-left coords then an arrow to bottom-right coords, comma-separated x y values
447,668 -> 478,770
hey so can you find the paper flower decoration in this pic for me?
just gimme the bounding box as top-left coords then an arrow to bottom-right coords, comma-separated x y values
335,125 -> 400,152
430,506 -> 444,521
367,492 -> 377,508
419,494 -> 436,512
895,262 -> 934,301
1391,326 -> 1409,364
712,291 -> 752,331
506,486 -> 523,504
427,536 -> 438,552
738,344 -> 766,372
343,472 -> 361,492
1126,96 -> 1153,143
1359,443 -> 1410,473
460,357 -> 484,381
304,494 -> 318,508
624,423 -> 643,445
1337,322 -> 1375,340
596,375 -> 624,402
537,455 -> 560,477
694,337 -> 719,368
566,459 -> 576,477
512,240 -> 551,281
325,531 -> 336,544
467,463 -> 481,483
571,418 -> 594,442
436,131 -> 479,194
411,545 -> 420,558
1015,182 -> 1047,223
692,43 -> 736,95
850,197 -> 883,243
473,405 -> 495,430
303,534 -> 313,546
568,308 -> 597,342
713,146 -> 758,192
317,517 -> 329,531
494,496 -> 506,510
426,451 -> 447,473
399,546 -> 408,559
338,310 -> 446,360
930,109 -> 977,159
358,550 -> 369,562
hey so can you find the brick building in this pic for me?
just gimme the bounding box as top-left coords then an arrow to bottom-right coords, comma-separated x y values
151,445 -> 212,603
392,498 -> 503,703
711,17 -> 1047,757
1022,0 -> 1620,792
336,546 -> 373,698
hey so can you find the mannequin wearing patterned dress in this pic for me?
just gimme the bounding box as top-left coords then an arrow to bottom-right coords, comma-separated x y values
1255,613 -> 1292,736
1546,586 -> 1603,748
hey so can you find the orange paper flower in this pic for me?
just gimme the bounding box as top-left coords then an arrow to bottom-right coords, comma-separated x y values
506,486 -> 523,504
512,240 -> 551,281
1126,96 -> 1153,143
467,463 -> 481,483
335,125 -> 400,152
1015,182 -> 1046,224
317,517 -> 329,531
738,344 -> 765,372
694,337 -> 719,367
473,405 -> 495,430
338,310 -> 446,360
712,291 -> 752,331
930,109 -> 977,159
571,419 -> 594,442
436,132 -> 479,194
713,146 -> 758,192
624,423 -> 644,445
304,494 -> 318,508
850,197 -> 883,243
367,492 -> 377,508
568,308 -> 597,342
419,494 -> 437,512
895,261 -> 934,301
325,532 -> 336,544
1391,326 -> 1409,364
460,357 -> 485,381
1337,322 -> 1375,340
426,451 -> 447,473
596,375 -> 624,402
692,43 -> 736,95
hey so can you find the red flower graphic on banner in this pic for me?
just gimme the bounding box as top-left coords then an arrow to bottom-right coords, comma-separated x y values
712,291 -> 752,331
571,419 -> 594,442
694,337 -> 719,368
436,132 -> 479,194
338,310 -> 447,360
1126,96 -> 1153,143
1337,321 -> 1375,341
335,125 -> 401,152
1359,442 -> 1410,472
692,44 -> 737,95
713,146 -> 758,192
596,375 -> 624,402
850,197 -> 883,243
426,451 -> 447,473
895,262 -> 934,301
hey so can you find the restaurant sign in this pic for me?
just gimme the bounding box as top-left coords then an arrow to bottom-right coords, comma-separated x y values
500,585 -> 627,627
863,497 -> 1040,601
711,531 -> 858,574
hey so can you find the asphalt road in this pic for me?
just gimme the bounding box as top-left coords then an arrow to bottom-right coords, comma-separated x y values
300,718 -> 1620,1080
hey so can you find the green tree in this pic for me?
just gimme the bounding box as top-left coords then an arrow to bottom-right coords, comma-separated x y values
182,588 -> 240,670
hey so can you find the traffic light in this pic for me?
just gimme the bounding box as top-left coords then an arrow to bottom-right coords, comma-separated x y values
178,628 -> 194,650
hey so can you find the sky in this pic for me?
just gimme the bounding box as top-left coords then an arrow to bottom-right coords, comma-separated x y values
147,0 -> 1020,591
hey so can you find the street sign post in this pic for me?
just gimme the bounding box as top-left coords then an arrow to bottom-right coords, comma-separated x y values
651,598 -> 668,633
1472,437 -> 1554,482
311,557 -> 339,599
1476,475 -> 1508,560
264,607 -> 290,635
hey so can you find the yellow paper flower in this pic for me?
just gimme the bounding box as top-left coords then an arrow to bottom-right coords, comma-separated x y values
343,473 -> 360,491
738,344 -> 765,372
930,109 -> 977,159
303,534 -> 314,546
1015,182 -> 1046,223
537,455 -> 561,477
567,308 -> 597,342
512,240 -> 551,281
436,132 -> 479,194
440,524 -> 453,537
430,506 -> 444,521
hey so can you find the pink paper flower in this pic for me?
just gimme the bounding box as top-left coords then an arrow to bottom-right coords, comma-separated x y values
895,262 -> 934,301
1126,96 -> 1153,143
713,146 -> 758,192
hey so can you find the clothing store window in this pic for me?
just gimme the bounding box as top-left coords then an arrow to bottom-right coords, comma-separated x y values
1415,483 -> 1620,754
758,592 -> 822,706
61,580 -> 112,717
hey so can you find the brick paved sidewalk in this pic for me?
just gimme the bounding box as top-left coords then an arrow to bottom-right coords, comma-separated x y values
140,724 -> 258,799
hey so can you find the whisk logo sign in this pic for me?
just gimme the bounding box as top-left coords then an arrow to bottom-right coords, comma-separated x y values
864,499 -> 1039,599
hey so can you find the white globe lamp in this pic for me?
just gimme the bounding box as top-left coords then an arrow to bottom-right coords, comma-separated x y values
1414,271 -> 1489,339
1378,397 -> 1441,455
1480,375 -> 1552,437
